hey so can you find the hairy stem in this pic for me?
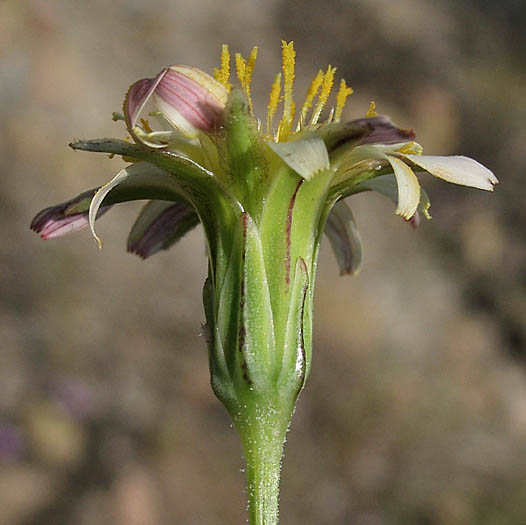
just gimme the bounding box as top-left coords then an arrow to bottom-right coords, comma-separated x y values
233,398 -> 293,525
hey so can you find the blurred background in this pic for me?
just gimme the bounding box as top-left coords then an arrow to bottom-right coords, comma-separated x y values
2,0 -> 525,523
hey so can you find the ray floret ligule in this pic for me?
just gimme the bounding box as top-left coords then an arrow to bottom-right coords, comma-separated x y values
31,42 -> 497,525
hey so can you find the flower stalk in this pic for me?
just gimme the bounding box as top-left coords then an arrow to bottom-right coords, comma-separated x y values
31,42 -> 497,524
236,396 -> 291,525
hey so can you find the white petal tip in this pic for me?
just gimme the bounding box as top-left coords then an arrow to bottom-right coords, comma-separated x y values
387,156 -> 421,221
396,210 -> 413,220
403,154 -> 498,192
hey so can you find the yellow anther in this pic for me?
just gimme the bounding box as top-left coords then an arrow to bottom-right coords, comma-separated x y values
334,79 -> 353,122
299,70 -> 324,128
278,40 -> 296,141
221,44 -> 231,86
267,72 -> 282,137
245,46 -> 258,113
366,101 -> 378,117
235,53 -> 246,88
310,66 -> 336,125
234,47 -> 258,113
214,44 -> 232,91
245,46 -> 258,86
397,141 -> 423,155
140,118 -> 153,133
214,44 -> 231,90
214,42 -> 359,141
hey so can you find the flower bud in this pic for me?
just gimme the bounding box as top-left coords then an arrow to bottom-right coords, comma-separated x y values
124,66 -> 229,140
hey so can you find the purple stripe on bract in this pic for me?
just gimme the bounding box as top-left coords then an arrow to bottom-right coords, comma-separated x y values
128,203 -> 194,259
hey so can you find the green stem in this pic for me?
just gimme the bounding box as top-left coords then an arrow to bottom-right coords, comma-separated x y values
234,399 -> 293,525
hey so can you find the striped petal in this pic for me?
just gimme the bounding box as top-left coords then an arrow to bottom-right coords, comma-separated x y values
30,189 -> 111,239
402,154 -> 498,191
124,69 -> 168,131
124,66 -> 228,144
127,200 -> 199,259
153,66 -> 228,138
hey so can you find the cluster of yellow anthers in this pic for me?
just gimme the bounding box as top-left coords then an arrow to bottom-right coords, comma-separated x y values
214,41 -> 360,143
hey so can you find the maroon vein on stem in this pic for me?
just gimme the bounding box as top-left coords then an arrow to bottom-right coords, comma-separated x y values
284,180 -> 304,286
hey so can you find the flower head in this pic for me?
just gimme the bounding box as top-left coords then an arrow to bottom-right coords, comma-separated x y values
30,41 -> 498,409
31,42 -> 498,523
34,42 -> 496,275
31,42 -> 499,397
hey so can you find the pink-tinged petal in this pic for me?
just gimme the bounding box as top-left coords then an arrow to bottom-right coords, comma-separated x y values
31,190 -> 111,240
402,154 -> 498,191
123,66 -> 228,142
123,69 -> 169,130
152,66 -> 228,137
39,214 -> 91,239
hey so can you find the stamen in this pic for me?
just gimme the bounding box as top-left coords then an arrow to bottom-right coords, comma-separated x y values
140,118 -> 153,133
267,72 -> 282,138
366,101 -> 378,117
244,46 -> 258,113
334,79 -> 353,122
245,47 -> 258,87
278,40 -> 296,141
234,47 -> 258,114
310,66 -> 336,125
397,141 -> 423,155
298,70 -> 324,130
213,44 -> 231,90
235,52 -> 247,89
